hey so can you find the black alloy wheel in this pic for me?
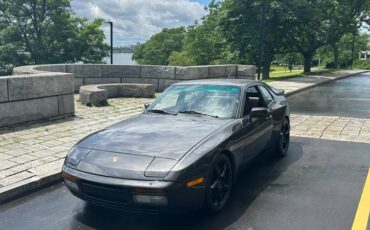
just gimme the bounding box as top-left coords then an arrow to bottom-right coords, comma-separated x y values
276,117 -> 290,156
205,154 -> 232,213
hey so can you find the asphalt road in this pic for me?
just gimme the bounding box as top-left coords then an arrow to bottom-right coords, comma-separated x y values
288,72 -> 370,118
1,74 -> 370,230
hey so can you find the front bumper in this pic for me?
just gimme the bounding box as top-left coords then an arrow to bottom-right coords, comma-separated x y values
62,165 -> 206,214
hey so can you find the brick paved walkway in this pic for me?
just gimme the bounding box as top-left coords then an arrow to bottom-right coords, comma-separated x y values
0,96 -> 154,193
0,70 -> 367,202
291,114 -> 370,143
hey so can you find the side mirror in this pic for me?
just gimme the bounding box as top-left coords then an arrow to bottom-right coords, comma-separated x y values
144,103 -> 150,109
250,107 -> 268,118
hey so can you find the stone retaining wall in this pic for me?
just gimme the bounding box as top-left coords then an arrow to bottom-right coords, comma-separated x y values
5,64 -> 255,127
13,64 -> 256,92
0,72 -> 74,128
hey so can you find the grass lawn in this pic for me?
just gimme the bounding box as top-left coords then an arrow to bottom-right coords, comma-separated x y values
270,65 -> 302,72
264,68 -> 340,82
270,70 -> 303,78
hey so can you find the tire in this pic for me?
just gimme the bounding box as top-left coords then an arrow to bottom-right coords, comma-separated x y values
205,154 -> 233,214
275,117 -> 290,157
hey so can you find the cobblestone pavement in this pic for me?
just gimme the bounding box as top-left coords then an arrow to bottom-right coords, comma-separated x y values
290,114 -> 370,143
0,96 -> 154,191
0,70 -> 368,200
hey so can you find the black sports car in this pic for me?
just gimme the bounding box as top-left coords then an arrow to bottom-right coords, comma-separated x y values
62,79 -> 290,213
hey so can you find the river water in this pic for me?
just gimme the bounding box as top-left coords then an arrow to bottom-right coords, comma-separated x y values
104,53 -> 137,65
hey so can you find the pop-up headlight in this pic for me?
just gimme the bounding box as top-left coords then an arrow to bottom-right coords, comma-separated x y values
65,147 -> 91,166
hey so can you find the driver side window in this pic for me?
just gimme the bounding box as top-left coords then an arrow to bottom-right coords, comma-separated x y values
258,86 -> 274,106
244,86 -> 266,116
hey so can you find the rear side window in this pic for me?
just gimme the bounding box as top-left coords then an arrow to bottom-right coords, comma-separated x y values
259,86 -> 274,105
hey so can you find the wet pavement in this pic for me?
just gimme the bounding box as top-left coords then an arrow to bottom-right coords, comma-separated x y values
0,137 -> 369,230
288,72 -> 370,119
1,73 -> 370,230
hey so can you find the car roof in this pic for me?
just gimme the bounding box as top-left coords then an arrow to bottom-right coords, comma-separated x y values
172,79 -> 259,87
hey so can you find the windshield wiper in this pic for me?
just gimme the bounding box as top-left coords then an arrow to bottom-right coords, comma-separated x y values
147,109 -> 177,115
178,110 -> 219,118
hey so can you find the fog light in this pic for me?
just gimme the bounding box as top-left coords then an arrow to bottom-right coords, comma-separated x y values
64,180 -> 79,192
133,195 -> 168,205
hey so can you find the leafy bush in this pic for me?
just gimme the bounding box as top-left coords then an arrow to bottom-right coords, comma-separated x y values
354,60 -> 370,69
325,62 -> 336,69
0,64 -> 13,76
168,51 -> 194,66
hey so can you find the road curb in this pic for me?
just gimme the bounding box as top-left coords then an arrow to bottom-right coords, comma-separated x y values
0,172 -> 62,205
0,70 -> 368,205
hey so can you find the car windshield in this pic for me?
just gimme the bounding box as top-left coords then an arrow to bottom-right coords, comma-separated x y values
147,84 -> 241,119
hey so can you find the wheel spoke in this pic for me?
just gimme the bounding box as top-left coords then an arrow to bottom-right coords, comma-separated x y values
220,164 -> 227,178
210,179 -> 218,190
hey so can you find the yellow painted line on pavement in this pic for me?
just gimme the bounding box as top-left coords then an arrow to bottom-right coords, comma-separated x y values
352,168 -> 370,230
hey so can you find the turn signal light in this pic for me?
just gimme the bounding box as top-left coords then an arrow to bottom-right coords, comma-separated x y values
186,177 -> 204,188
62,172 -> 77,181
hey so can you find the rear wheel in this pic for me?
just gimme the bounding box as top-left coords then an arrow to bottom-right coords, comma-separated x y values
275,117 -> 290,157
205,154 -> 232,213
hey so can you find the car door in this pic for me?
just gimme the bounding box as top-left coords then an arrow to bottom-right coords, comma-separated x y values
256,85 -> 275,147
239,86 -> 273,164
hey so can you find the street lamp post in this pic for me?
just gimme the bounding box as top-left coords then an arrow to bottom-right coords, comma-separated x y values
258,0 -> 266,80
105,21 -> 113,64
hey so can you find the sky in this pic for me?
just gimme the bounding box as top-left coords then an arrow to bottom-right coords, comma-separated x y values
71,0 -> 212,46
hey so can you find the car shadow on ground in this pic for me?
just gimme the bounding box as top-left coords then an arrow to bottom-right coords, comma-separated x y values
71,141 -> 303,230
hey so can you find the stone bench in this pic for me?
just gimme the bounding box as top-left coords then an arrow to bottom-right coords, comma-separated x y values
79,83 -> 155,107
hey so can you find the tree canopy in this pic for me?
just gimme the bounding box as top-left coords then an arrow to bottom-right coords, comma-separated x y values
0,0 -> 109,67
133,0 -> 370,79
132,27 -> 186,65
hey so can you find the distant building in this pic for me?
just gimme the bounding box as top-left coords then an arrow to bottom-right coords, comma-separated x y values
359,39 -> 370,60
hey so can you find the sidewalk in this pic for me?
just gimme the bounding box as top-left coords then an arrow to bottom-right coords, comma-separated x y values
0,69 -> 367,203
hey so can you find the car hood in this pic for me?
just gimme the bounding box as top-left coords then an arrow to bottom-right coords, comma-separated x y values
79,113 -> 231,160
74,114 -> 231,180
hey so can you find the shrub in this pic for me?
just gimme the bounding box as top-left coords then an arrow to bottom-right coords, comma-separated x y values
0,64 -> 13,76
354,60 -> 370,69
325,62 -> 336,69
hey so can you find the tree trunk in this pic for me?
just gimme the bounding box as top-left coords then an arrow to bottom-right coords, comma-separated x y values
303,52 -> 313,73
332,44 -> 339,68
262,61 -> 271,80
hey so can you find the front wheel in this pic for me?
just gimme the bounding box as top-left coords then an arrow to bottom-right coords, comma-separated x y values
205,154 -> 232,214
275,117 -> 290,157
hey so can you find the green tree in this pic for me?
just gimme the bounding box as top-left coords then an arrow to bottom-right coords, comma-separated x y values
181,1 -> 226,65
133,27 -> 186,65
317,32 -> 368,68
134,1 -> 230,66
0,0 -> 109,65
283,0 -> 370,72
219,0 -> 291,79
168,51 -> 194,66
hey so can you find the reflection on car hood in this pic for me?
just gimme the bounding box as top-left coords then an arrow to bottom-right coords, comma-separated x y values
79,113 -> 231,160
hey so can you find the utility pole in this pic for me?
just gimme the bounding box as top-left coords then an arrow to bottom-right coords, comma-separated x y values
105,21 -> 113,64
351,32 -> 356,70
258,0 -> 266,80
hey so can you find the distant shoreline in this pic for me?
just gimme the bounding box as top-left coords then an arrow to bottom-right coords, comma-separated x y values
113,51 -> 134,54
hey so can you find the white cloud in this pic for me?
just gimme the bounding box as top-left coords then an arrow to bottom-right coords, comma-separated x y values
70,0 -> 207,46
